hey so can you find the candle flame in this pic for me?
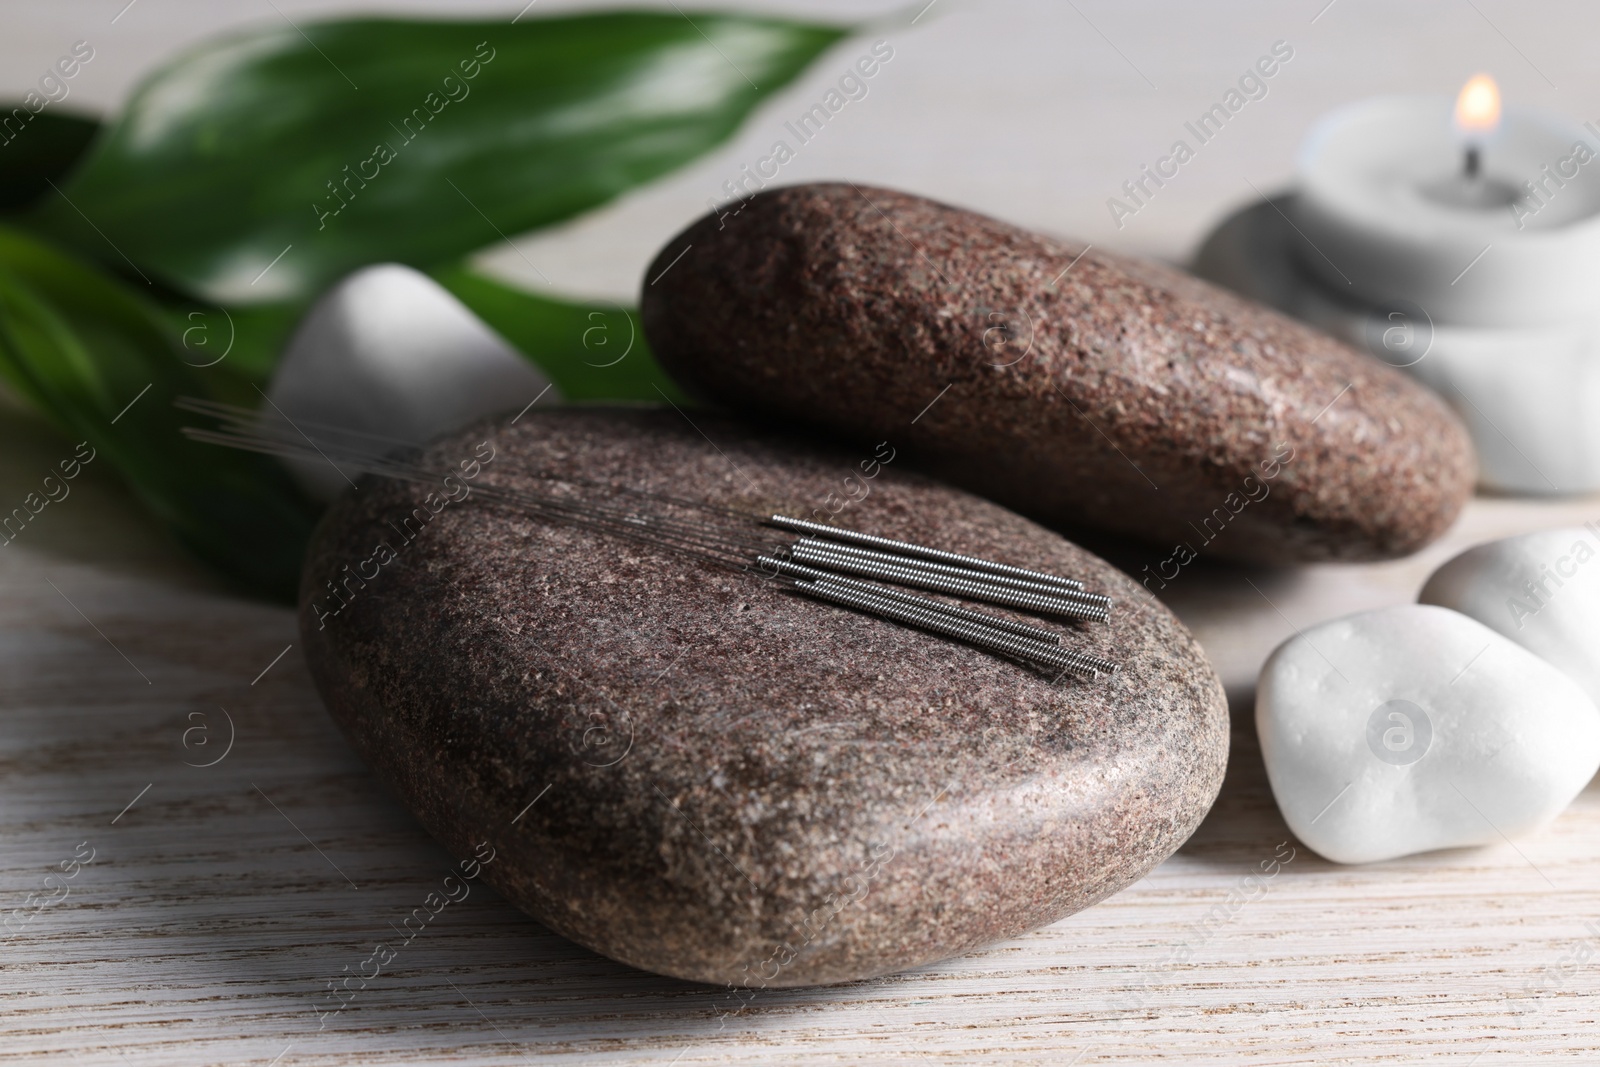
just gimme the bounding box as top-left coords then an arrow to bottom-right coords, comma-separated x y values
1455,74 -> 1501,134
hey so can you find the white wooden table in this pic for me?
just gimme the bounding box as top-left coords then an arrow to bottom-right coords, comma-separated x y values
5,2 -> 1600,1063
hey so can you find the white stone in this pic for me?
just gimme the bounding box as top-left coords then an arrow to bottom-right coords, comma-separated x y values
1256,604 -> 1600,864
266,264 -> 558,500
1420,525 -> 1600,705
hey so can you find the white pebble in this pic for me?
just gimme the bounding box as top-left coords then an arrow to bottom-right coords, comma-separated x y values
1420,525 -> 1600,705
267,264 -> 557,500
1256,604 -> 1600,864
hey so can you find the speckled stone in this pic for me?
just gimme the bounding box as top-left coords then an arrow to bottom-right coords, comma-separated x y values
299,408 -> 1227,987
641,183 -> 1476,564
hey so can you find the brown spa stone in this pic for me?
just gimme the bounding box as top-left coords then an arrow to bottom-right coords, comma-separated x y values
299,408 -> 1227,987
640,182 -> 1476,564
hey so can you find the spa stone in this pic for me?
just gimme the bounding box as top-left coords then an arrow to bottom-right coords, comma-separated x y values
641,183 -> 1475,564
300,408 -> 1228,986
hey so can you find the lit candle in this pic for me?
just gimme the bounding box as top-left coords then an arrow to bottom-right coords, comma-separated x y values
1195,77 -> 1600,494
1290,76 -> 1600,327
1423,74 -> 1514,207
1457,75 -> 1499,174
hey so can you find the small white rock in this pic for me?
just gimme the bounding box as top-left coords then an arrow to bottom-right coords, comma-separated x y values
267,263 -> 558,500
1256,604 -> 1600,864
1420,525 -> 1600,706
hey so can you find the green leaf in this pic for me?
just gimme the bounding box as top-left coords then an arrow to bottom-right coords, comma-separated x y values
0,108 -> 100,213
436,265 -> 688,403
29,12 -> 850,303
0,224 -> 318,598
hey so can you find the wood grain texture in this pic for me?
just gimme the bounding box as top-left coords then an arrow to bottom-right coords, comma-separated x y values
6,0 -> 1600,1061
2,386 -> 1599,1066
